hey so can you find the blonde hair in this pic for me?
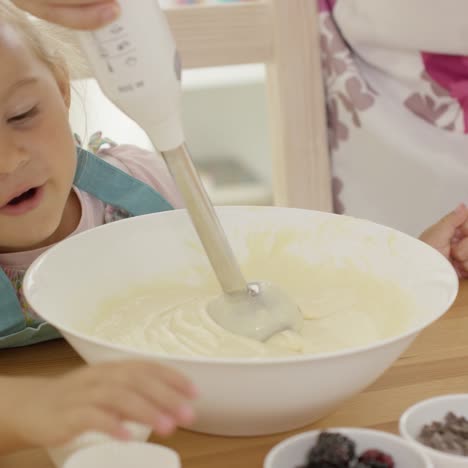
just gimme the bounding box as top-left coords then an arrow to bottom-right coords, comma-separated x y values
0,0 -> 83,81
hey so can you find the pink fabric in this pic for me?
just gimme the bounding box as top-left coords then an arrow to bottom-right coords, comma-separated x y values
0,146 -> 182,272
96,144 -> 183,209
317,0 -> 468,237
318,0 -> 336,12
422,52 -> 468,132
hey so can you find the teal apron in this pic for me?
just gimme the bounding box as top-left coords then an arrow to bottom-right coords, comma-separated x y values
0,147 -> 173,349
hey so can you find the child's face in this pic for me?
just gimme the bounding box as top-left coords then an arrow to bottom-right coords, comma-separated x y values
0,23 -> 77,252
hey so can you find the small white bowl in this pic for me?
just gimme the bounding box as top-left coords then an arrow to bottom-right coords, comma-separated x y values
264,427 -> 433,468
400,394 -> 468,468
62,441 -> 180,468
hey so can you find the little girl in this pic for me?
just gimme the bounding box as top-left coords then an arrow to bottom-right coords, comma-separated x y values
0,0 -> 196,454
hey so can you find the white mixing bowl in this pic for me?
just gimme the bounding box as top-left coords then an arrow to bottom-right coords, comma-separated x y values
23,207 -> 458,436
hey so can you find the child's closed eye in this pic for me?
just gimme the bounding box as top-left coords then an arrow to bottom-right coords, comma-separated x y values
7,105 -> 39,124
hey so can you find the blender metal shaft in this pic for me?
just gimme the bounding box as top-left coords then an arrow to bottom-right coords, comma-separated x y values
162,145 -> 248,295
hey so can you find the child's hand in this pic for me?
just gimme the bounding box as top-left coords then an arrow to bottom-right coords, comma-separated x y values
11,0 -> 120,30
1,360 -> 197,451
419,203 -> 468,278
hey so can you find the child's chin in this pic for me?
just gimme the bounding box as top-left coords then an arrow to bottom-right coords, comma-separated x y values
15,224 -> 62,251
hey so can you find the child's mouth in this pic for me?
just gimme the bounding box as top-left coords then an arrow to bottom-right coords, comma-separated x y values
7,188 -> 38,206
0,186 -> 44,216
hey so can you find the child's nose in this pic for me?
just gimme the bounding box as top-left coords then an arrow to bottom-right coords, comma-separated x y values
0,147 -> 29,175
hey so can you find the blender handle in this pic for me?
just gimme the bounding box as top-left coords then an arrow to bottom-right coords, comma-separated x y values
76,0 -> 184,152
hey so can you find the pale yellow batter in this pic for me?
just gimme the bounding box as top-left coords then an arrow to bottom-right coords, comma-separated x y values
83,231 -> 420,358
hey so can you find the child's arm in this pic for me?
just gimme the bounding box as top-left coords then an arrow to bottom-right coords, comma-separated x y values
419,203 -> 468,277
0,360 -> 197,454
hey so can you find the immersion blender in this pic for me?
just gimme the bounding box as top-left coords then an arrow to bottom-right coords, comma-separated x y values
76,0 -> 302,341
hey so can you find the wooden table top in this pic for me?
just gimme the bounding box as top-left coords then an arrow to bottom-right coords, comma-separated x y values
2,281 -> 468,468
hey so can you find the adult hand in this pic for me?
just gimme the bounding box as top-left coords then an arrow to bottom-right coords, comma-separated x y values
11,0 -> 120,30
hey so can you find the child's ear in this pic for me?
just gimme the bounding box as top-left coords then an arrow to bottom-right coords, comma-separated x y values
53,64 -> 71,108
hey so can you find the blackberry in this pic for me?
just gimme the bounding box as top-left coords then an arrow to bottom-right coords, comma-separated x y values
301,463 -> 346,468
358,449 -> 394,468
300,432 -> 355,467
353,462 -> 389,468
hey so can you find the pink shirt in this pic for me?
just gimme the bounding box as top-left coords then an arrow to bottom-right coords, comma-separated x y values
0,145 -> 182,274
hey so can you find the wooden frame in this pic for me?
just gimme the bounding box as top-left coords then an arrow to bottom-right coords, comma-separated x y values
78,0 -> 332,211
